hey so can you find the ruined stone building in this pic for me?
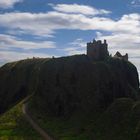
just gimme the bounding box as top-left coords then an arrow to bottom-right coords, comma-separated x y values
114,51 -> 128,61
87,39 -> 109,60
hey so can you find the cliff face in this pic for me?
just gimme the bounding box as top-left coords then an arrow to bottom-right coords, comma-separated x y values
33,55 -> 139,116
0,58 -> 48,113
0,55 -> 139,115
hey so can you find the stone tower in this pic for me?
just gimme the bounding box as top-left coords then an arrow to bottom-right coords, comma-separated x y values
87,39 -> 109,60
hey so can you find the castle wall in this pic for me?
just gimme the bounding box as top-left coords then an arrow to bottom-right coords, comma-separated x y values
87,44 -> 100,60
87,40 -> 109,60
87,39 -> 128,61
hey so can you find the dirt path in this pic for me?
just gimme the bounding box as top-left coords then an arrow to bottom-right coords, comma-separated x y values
22,103 -> 54,140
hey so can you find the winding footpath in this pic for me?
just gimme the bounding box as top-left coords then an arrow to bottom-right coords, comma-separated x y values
22,98 -> 54,140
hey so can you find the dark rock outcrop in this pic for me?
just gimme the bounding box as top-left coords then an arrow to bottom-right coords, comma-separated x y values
33,55 -> 139,116
0,55 -> 139,116
0,58 -> 48,113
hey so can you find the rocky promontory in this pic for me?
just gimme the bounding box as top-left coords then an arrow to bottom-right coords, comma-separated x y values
0,55 -> 139,116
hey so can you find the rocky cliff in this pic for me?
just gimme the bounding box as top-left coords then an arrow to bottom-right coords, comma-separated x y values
0,55 -> 139,116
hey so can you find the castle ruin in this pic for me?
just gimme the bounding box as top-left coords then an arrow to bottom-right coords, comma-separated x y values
87,39 -> 109,60
114,51 -> 128,61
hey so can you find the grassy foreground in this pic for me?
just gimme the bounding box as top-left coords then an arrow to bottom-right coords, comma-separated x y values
0,102 -> 41,140
29,98 -> 140,140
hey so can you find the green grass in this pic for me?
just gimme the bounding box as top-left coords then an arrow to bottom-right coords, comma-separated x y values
28,98 -> 140,140
28,100 -> 101,140
0,103 -> 41,140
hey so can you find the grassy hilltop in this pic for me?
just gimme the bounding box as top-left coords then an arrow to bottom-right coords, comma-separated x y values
0,102 -> 41,140
0,55 -> 140,140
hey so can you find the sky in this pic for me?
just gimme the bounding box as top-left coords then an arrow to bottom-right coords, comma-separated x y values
0,0 -> 140,79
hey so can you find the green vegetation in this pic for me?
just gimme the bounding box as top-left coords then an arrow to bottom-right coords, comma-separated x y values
28,102 -> 96,140
0,55 -> 139,139
92,98 -> 136,140
29,98 -> 140,140
0,102 -> 41,140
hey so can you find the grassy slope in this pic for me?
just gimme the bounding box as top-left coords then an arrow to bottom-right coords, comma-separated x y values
92,98 -> 137,140
28,103 -> 95,140
28,98 -> 140,140
0,102 -> 41,140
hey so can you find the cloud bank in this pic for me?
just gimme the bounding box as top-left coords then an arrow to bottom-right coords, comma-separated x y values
0,0 -> 22,9
0,34 -> 55,50
0,3 -> 140,70
50,3 -> 111,15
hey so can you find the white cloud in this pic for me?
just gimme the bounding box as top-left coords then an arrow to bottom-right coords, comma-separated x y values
94,13 -> 140,52
96,32 -> 140,49
0,34 -> 55,49
63,38 -> 86,55
69,38 -> 86,48
50,3 -> 111,16
64,48 -> 85,55
0,7 -> 139,54
0,12 -> 115,36
0,33 -> 57,65
114,13 -> 140,34
0,0 -> 22,9
0,50 -> 52,65
0,11 -> 139,38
